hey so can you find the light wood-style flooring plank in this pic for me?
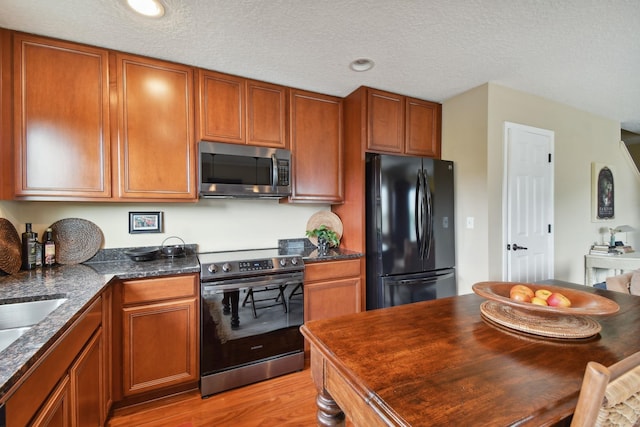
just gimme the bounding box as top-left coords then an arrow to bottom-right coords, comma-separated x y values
107,369 -> 352,427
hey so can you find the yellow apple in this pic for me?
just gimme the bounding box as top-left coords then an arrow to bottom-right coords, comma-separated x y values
531,296 -> 548,306
510,284 -> 534,300
534,289 -> 553,301
510,290 -> 532,303
547,292 -> 571,307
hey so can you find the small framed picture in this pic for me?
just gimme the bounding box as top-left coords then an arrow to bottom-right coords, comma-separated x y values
129,211 -> 163,234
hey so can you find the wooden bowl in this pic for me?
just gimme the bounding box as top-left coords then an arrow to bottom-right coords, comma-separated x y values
472,281 -> 619,316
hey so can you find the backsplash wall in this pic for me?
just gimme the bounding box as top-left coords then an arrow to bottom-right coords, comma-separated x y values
0,199 -> 328,252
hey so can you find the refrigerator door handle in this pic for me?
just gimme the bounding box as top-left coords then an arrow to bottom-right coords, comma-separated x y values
415,169 -> 424,258
423,169 -> 434,259
388,271 -> 456,287
418,170 -> 429,259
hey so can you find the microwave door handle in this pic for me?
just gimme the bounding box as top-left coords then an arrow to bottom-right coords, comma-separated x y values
271,154 -> 279,189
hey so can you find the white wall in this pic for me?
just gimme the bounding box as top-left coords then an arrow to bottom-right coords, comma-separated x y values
441,84 -> 490,295
443,82 -> 640,295
0,199 -> 328,252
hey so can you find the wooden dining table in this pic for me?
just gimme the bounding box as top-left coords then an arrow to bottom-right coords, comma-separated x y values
300,280 -> 640,426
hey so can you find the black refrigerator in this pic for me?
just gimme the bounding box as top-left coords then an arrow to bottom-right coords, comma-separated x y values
366,153 -> 456,310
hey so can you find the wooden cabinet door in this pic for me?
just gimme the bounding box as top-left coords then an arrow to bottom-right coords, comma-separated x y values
70,328 -> 104,427
13,33 -> 111,199
31,376 -> 71,427
115,53 -> 196,200
122,297 -> 198,396
197,70 -> 245,144
0,29 -> 12,199
366,88 -> 404,154
304,259 -> 362,322
405,97 -> 442,158
289,89 -> 343,203
305,277 -> 361,322
246,79 -> 287,148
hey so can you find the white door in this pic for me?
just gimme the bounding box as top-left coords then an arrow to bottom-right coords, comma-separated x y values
503,122 -> 554,281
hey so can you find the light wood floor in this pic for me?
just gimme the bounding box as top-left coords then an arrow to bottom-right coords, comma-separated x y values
106,368 -> 345,427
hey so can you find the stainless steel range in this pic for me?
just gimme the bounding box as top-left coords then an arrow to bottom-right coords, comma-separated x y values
198,248 -> 305,397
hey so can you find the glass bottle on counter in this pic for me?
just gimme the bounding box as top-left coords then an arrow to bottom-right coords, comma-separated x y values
34,231 -> 42,267
43,228 -> 56,267
21,223 -> 37,270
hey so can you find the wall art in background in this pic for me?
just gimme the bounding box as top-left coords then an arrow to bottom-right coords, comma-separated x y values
129,211 -> 163,234
592,163 -> 615,221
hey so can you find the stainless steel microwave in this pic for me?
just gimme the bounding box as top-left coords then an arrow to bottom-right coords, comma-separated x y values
198,141 -> 291,199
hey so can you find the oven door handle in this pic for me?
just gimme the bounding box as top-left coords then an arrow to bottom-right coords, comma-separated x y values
202,273 -> 303,290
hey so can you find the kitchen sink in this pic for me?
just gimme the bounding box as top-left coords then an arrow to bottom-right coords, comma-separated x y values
0,298 -> 68,352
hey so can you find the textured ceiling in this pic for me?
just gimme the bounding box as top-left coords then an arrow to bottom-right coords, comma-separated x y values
1,0 -> 639,132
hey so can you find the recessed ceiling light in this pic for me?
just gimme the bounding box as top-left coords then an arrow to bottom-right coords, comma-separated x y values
127,0 -> 165,17
350,58 -> 374,72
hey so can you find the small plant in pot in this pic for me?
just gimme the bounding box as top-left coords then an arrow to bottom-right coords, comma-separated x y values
306,225 -> 339,255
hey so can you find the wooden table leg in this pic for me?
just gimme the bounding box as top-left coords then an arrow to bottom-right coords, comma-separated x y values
316,389 -> 345,427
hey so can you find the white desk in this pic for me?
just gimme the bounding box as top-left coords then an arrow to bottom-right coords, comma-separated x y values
584,252 -> 640,285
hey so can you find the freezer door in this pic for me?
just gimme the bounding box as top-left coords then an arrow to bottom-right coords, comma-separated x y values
380,269 -> 456,308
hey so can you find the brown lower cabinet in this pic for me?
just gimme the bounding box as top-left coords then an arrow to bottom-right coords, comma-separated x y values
5,295 -> 106,427
112,274 -> 199,406
304,258 -> 363,323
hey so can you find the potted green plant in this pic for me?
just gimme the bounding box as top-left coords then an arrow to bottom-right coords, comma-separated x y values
306,224 -> 339,255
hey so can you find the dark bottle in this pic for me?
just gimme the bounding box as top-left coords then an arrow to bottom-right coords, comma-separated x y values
43,228 -> 56,267
21,223 -> 37,270
34,231 -> 42,267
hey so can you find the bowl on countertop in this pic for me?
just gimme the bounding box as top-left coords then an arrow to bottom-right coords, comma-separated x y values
124,247 -> 159,262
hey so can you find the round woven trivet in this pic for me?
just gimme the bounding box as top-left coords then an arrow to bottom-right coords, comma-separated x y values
0,218 -> 21,274
480,301 -> 601,339
50,218 -> 103,265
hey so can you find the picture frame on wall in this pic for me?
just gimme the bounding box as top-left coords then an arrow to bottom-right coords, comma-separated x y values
591,163 -> 615,222
129,211 -> 163,234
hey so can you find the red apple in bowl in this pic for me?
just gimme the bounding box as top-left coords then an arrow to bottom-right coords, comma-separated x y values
510,290 -> 532,303
547,292 -> 571,307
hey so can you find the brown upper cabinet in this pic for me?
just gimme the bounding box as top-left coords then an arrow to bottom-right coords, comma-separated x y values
1,29 -> 13,200
197,69 -> 288,149
365,87 -> 441,158
287,89 -> 343,203
113,53 -> 196,200
13,33 -> 112,199
11,33 -> 197,201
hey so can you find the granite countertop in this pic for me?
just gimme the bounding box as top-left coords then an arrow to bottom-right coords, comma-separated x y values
0,240 -> 360,401
0,247 -> 200,401
278,238 -> 363,263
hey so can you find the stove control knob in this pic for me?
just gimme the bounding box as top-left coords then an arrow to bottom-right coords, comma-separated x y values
222,262 -> 232,273
207,264 -> 218,273
279,258 -> 287,267
291,258 -> 299,265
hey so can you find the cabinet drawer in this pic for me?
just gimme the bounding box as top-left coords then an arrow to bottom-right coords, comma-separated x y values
122,274 -> 197,305
305,259 -> 361,282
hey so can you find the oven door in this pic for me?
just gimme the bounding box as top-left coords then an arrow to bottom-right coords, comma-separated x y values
200,272 -> 304,376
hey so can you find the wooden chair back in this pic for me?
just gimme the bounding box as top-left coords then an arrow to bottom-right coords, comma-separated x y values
571,350 -> 640,426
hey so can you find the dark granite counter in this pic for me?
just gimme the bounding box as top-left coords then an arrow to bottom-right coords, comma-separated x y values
299,247 -> 363,263
0,247 -> 199,401
278,238 -> 363,263
0,240 -> 361,401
